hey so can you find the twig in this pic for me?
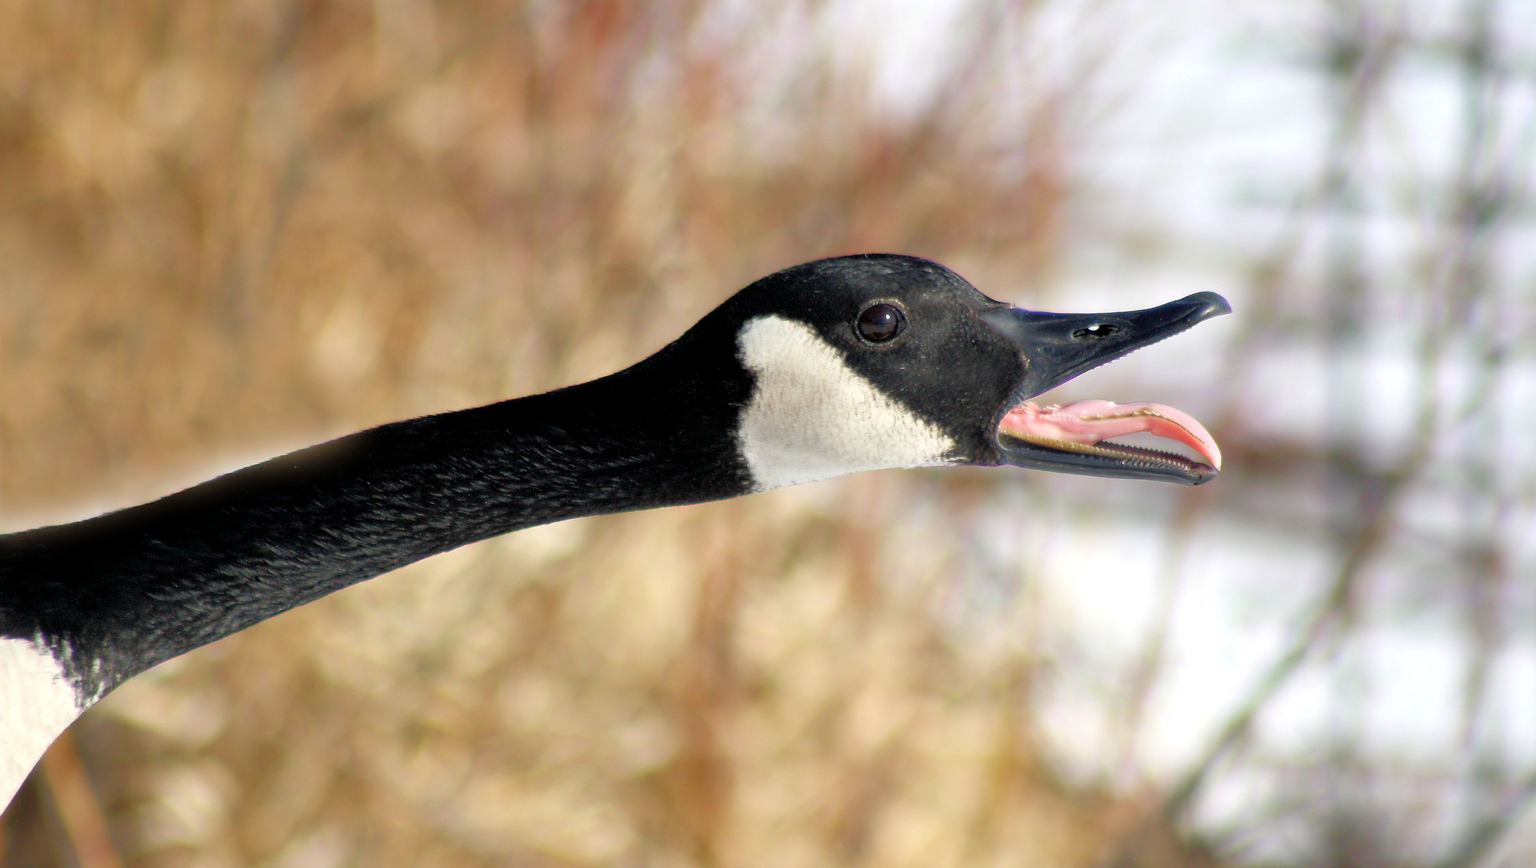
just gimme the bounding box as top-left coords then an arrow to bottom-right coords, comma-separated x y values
38,731 -> 125,868
1434,767 -> 1536,868
1160,469 -> 1402,822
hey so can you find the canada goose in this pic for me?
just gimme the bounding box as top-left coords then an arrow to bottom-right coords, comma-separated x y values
0,254 -> 1228,810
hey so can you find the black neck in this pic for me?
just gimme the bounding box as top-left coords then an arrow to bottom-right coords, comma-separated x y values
0,352 -> 752,701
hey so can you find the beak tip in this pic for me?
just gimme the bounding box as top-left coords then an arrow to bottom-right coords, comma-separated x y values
1184,291 -> 1233,322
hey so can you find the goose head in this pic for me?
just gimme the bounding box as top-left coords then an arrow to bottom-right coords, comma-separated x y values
668,254 -> 1229,491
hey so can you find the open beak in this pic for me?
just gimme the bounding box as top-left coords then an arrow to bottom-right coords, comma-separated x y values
979,292 -> 1231,485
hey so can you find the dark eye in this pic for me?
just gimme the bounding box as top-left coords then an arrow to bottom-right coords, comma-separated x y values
1072,323 -> 1119,341
856,303 -> 906,343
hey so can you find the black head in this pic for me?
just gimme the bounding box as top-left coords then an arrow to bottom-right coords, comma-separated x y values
656,253 -> 1229,490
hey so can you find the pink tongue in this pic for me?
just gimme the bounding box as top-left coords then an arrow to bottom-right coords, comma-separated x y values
998,399 -> 1222,469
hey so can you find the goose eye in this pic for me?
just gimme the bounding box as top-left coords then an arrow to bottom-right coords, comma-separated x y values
857,303 -> 906,343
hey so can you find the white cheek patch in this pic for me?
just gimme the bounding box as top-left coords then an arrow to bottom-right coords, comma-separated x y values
0,635 -> 85,810
736,315 -> 956,491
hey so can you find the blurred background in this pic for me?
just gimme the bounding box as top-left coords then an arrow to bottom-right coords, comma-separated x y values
1,0 -> 1533,865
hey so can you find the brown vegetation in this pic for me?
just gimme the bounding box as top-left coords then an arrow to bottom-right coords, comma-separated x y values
10,1 -> 1528,866
0,2 -> 1221,866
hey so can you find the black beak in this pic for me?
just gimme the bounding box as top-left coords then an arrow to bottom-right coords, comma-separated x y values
979,291 -> 1232,485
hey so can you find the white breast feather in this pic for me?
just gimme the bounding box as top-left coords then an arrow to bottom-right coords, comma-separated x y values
736,315 -> 956,491
0,636 -> 84,810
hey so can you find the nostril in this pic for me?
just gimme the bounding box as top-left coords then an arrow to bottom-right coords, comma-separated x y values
1072,324 -> 1119,341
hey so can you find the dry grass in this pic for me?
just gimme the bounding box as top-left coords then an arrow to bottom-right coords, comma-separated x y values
0,2 -> 1224,866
